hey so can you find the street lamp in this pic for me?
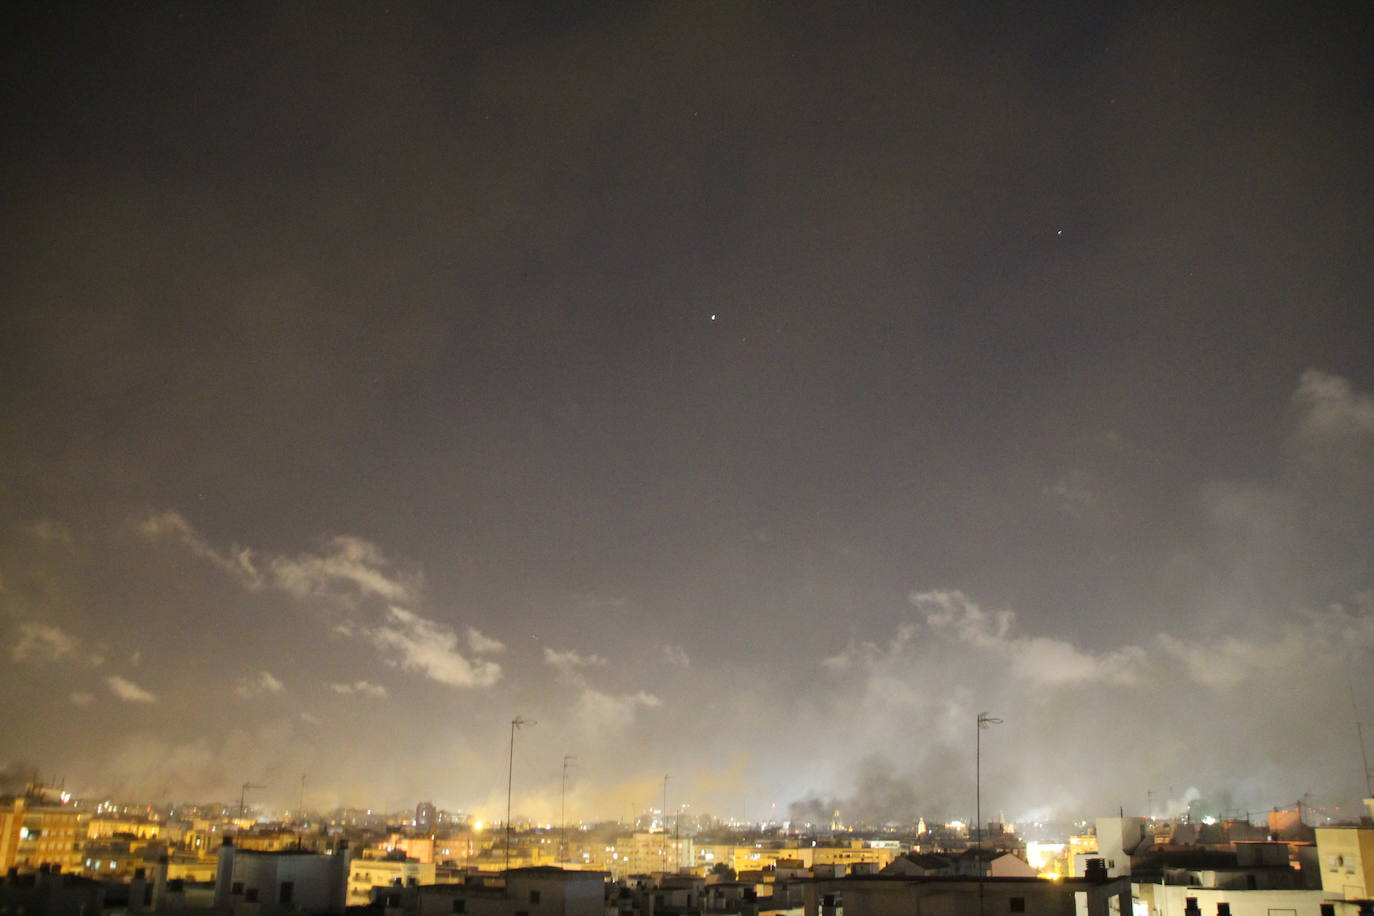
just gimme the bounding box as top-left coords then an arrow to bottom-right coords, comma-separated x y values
505,716 -> 536,874
976,712 -> 1003,916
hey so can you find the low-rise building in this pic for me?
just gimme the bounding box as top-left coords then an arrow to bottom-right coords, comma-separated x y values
1315,822 -> 1374,903
0,865 -> 106,916
211,837 -> 353,916
804,874 -> 1117,916
1134,883 -> 1334,916
87,817 -> 162,841
17,803 -> 83,873
416,867 -> 607,916
348,853 -> 437,906
1,797 -> 25,872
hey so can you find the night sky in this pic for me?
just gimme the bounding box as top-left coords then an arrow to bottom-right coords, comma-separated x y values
3,3 -> 1373,824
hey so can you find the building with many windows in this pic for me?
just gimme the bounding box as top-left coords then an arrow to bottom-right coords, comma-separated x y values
16,802 -> 83,873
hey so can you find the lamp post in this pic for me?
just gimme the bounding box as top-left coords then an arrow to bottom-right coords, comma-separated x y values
505,716 -> 535,875
976,712 -> 1003,916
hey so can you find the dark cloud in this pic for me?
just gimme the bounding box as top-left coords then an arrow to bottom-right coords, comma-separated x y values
1,3 -> 1372,820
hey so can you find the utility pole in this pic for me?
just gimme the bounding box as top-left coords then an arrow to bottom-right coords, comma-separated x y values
239,782 -> 265,822
560,755 -> 577,864
976,713 -> 1003,916
505,716 -> 536,875
1358,721 -> 1374,798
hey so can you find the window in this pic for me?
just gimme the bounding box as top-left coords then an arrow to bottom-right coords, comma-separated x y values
279,882 -> 294,904
452,900 -> 466,914
1010,898 -> 1025,913
530,891 -> 541,904
1320,905 -> 1335,916
245,889 -> 259,903
231,882 -> 244,895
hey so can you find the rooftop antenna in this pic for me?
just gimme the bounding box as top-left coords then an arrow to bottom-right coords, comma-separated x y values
504,715 -> 535,875
976,712 -> 1003,916
662,774 -> 670,871
1345,658 -> 1374,797
239,782 -> 265,821
560,755 -> 577,864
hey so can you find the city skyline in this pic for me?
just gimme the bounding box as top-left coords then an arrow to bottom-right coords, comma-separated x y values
3,5 -> 1373,823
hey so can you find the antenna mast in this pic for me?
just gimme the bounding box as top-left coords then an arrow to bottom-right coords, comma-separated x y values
560,755 -> 577,864
505,716 -> 535,875
239,782 -> 265,821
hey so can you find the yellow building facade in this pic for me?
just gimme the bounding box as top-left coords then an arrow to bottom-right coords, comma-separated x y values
86,817 -> 161,840
1315,825 -> 1374,901
0,798 -> 24,872
347,856 -> 438,906
17,805 -> 83,873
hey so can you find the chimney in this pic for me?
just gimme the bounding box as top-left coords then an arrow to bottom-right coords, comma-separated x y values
130,867 -> 148,914
329,839 -> 352,914
151,854 -> 170,911
166,879 -> 186,910
213,837 -> 235,911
